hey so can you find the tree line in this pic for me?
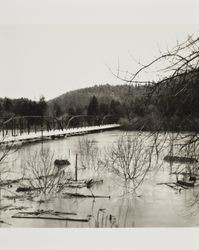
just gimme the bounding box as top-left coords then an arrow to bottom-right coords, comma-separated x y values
0,96 -> 47,118
1,74 -> 199,132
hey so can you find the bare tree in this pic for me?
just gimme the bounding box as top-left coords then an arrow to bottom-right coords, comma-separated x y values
106,133 -> 152,191
0,137 -> 19,193
112,34 -> 199,86
0,144 -> 15,177
113,33 -> 199,136
110,34 -> 199,186
77,136 -> 102,173
22,148 -> 69,200
0,137 -> 19,226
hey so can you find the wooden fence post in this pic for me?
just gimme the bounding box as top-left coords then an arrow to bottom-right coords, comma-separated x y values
75,154 -> 78,181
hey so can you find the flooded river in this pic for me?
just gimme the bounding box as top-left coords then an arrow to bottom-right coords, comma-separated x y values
1,130 -> 199,227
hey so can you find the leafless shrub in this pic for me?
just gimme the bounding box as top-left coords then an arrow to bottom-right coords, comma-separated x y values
77,136 -> 102,172
0,138 -> 19,214
22,148 -> 69,199
0,139 -> 19,183
106,133 -> 153,191
143,132 -> 168,170
149,132 -> 181,172
0,139 -> 18,177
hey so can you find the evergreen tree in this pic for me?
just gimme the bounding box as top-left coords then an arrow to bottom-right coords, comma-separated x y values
38,96 -> 47,116
3,98 -> 13,112
87,96 -> 99,116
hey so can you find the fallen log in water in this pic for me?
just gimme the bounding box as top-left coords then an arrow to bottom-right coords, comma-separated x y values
16,186 -> 43,192
18,209 -> 77,216
164,155 -> 198,164
62,180 -> 87,189
4,195 -> 21,200
64,184 -> 86,189
4,194 -> 31,200
60,179 -> 104,189
12,214 -> 89,222
9,206 -> 29,211
62,192 -> 110,199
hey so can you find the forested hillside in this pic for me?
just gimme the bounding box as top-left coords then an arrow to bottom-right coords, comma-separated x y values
1,72 -> 199,132
47,84 -> 148,117
0,83 -> 149,125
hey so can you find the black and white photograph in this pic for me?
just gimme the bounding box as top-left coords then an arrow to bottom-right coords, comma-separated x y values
0,0 -> 199,249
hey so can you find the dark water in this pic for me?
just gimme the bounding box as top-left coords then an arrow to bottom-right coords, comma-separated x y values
1,130 -> 199,227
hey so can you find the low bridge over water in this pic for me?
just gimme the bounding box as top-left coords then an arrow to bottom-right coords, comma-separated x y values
0,115 -> 121,144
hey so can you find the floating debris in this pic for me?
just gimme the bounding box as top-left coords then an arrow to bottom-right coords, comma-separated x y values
16,186 -> 42,192
62,192 -> 110,199
177,180 -> 195,187
17,209 -> 77,217
164,155 -> 198,164
4,194 -> 33,201
85,179 -> 103,188
61,179 -> 87,189
9,206 -> 30,211
62,179 -> 104,189
176,172 -> 199,187
16,186 -> 32,192
54,159 -> 70,166
12,215 -> 90,222
12,209 -> 89,222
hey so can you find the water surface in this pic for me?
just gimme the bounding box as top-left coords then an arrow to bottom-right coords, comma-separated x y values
1,130 -> 199,227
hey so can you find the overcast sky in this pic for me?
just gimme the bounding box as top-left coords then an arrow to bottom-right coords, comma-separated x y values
0,1 -> 199,100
